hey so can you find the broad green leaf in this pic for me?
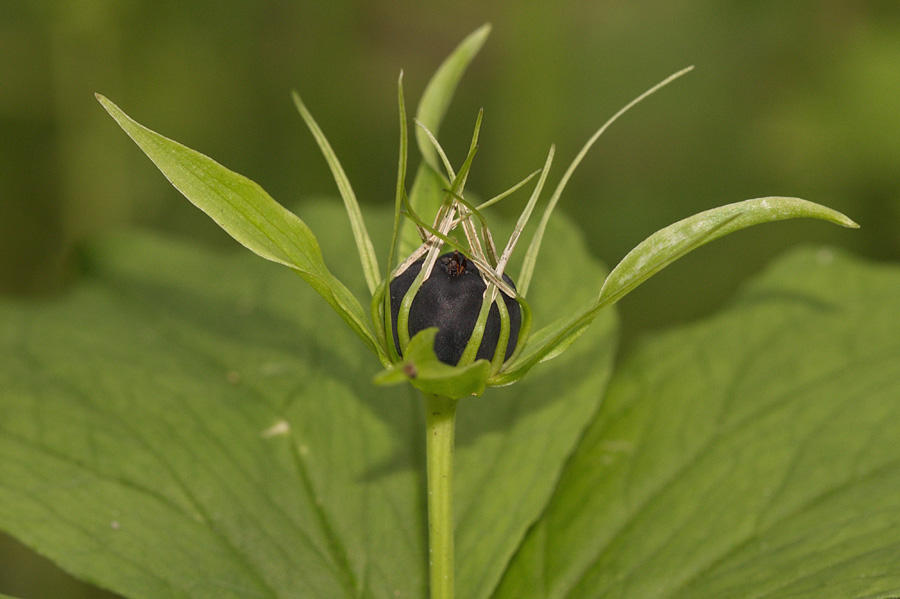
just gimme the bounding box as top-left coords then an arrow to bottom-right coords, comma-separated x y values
95,94 -> 385,364
495,246 -> 900,599
293,91 -> 381,295
499,196 -> 858,383
0,202 -> 616,599
373,328 -> 493,399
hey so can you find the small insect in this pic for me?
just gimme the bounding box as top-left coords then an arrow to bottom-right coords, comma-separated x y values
443,250 -> 468,277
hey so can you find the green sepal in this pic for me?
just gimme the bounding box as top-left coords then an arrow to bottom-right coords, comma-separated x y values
292,91 -> 381,295
401,165 -> 445,258
401,24 -> 491,256
517,66 -> 695,297
373,328 -> 492,399
489,296 -> 512,376
378,71 -> 411,365
415,23 -> 491,172
456,291 -> 494,367
598,196 -> 859,306
495,196 -> 858,384
96,94 -> 387,363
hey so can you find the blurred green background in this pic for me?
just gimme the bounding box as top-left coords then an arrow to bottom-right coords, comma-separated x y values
2,1 -> 898,597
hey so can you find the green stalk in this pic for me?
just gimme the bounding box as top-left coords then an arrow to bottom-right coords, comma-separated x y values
424,393 -> 457,599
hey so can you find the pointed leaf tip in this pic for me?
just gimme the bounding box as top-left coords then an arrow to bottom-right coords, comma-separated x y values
96,94 -> 386,361
292,91 -> 380,294
599,196 -> 859,307
499,196 -> 856,382
517,65 -> 695,298
415,23 -> 492,172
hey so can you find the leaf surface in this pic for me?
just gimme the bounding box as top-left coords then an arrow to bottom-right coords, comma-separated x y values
495,246 -> 900,599
500,196 -> 858,383
0,203 -> 615,599
95,95 -> 384,363
598,196 -> 858,306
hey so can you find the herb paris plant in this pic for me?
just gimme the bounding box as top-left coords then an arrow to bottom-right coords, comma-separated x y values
95,67 -> 856,399
96,24 -> 857,599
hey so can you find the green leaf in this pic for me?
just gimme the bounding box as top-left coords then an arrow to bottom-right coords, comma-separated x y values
293,92 -> 381,295
415,23 -> 491,172
400,24 -> 491,257
373,328 -> 493,399
400,164 -> 447,259
500,196 -> 858,383
598,196 -> 859,306
495,303 -> 594,384
0,202 -> 616,599
378,72 -> 409,362
495,247 -> 900,599
517,66 -> 694,297
95,95 -> 385,364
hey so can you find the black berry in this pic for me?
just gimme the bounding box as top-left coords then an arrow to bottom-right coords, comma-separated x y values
390,251 -> 522,366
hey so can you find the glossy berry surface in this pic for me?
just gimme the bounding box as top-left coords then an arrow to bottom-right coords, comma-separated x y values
390,251 -> 521,366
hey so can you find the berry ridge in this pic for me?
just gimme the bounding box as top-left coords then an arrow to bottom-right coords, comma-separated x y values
390,251 -> 522,366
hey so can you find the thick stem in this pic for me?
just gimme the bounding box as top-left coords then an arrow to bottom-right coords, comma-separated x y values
425,393 -> 457,599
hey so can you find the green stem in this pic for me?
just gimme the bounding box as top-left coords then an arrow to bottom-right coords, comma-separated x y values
425,393 -> 457,599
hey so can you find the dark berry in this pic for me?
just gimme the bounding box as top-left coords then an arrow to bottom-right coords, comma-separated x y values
389,251 -> 522,366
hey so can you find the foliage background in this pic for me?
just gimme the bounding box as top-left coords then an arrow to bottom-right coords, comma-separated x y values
1,1 -> 898,597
